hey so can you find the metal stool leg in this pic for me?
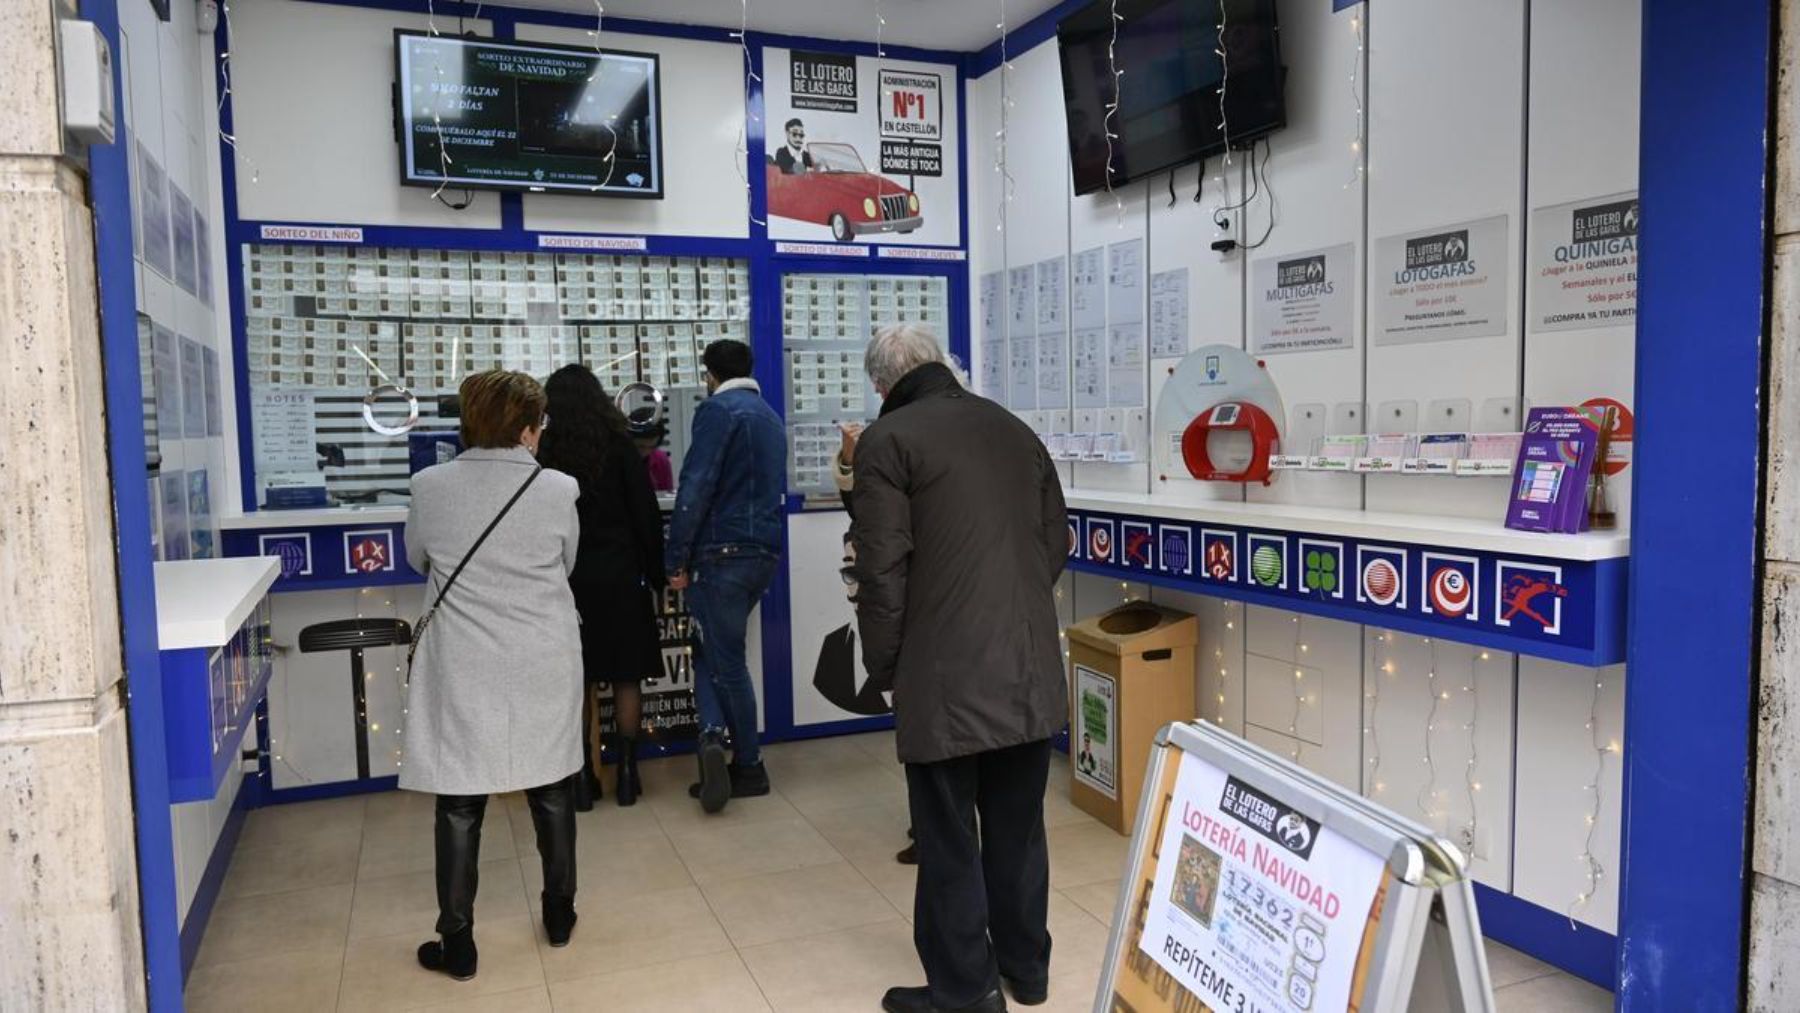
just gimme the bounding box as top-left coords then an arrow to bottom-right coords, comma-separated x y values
350,647 -> 370,780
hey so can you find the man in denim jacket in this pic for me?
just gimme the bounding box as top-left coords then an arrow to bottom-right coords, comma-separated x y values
667,339 -> 787,813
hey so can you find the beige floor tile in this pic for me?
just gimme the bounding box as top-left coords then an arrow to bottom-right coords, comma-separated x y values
1045,890 -> 1113,982
739,919 -> 923,1012
549,951 -> 771,1012
805,801 -> 913,866
848,729 -> 900,766
235,794 -> 367,851
411,985 -> 553,1012
349,859 -> 528,941
668,816 -> 845,886
648,781 -> 808,834
765,756 -> 909,818
221,831 -> 362,899
762,734 -> 883,768
361,788 -> 441,832
1494,971 -> 1613,1012
1059,879 -> 1123,928
520,833 -> 695,909
182,947 -> 345,1013
337,913 -> 546,1012
533,883 -> 733,983
500,789 -> 672,852
1036,962 -> 1105,1013
1041,786 -> 1105,830
851,852 -> 920,917
193,882 -> 353,968
359,807 -> 518,881
1047,821 -> 1132,889
702,860 -> 903,949
1484,939 -> 1563,989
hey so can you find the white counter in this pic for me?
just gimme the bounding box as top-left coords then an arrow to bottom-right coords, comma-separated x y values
154,557 -> 281,651
1064,491 -> 1630,562
217,493 -> 678,532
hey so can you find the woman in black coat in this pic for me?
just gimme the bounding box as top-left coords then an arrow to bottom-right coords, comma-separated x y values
538,364 -> 667,808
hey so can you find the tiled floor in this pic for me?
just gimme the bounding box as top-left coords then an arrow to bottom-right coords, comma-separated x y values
184,731 -> 1613,1012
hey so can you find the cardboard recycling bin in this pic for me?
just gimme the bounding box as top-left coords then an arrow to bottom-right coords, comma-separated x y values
1066,602 -> 1198,833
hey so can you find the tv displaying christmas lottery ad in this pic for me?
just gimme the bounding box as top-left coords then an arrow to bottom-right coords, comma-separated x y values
395,32 -> 663,198
763,48 -> 962,247
1141,750 -> 1388,1013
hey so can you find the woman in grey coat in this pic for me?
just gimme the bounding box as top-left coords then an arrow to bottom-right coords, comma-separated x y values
402,369 -> 584,981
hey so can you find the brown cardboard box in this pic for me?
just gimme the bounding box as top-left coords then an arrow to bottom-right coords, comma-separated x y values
1066,603 -> 1198,834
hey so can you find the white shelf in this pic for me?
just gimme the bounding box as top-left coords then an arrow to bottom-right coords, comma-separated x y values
154,557 -> 280,651
1064,491 -> 1630,562
218,505 -> 408,530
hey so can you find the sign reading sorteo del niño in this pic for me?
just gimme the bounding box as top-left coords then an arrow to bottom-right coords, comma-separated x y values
763,48 -> 962,247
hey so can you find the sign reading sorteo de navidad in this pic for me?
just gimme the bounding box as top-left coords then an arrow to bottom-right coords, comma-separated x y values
764,48 -> 961,247
1528,192 -> 1639,333
1141,750 -> 1388,1013
1374,215 -> 1511,345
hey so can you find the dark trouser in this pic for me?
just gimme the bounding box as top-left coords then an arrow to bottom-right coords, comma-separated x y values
434,778 -> 577,936
905,738 -> 1053,1008
687,553 -> 777,766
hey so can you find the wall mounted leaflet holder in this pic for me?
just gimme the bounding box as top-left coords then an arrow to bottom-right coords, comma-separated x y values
1153,345 -> 1286,485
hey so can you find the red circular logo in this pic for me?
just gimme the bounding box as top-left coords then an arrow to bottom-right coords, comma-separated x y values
1090,527 -> 1112,561
1362,558 -> 1400,606
1429,567 -> 1471,617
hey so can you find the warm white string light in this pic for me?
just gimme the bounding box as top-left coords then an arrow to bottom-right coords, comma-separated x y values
1212,601 -> 1232,725
1418,637 -> 1442,826
1343,6 -> 1365,188
422,1 -> 459,201
1100,0 -> 1125,224
1569,671 -> 1615,926
994,0 -> 1018,235
214,0 -> 260,184
875,0 -> 887,57
583,0 -> 620,193
1462,650 -> 1487,855
1366,630 -> 1390,796
732,0 -> 767,226
1287,615 -> 1307,763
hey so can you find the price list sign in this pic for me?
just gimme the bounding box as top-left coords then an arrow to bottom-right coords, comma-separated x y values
1140,750 -> 1387,1013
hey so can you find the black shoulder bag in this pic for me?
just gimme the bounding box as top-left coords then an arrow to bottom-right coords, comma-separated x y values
406,465 -> 543,679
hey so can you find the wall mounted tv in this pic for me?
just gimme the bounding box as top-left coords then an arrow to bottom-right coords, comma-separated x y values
394,32 -> 664,198
1058,0 -> 1285,197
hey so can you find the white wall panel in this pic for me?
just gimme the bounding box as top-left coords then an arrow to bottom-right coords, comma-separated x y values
1363,0 -> 1527,520
1151,589 -> 1247,737
516,26 -> 749,238
1361,630 -> 1516,889
1523,0 -> 1641,528
1241,605 -> 1361,791
230,1 -> 504,228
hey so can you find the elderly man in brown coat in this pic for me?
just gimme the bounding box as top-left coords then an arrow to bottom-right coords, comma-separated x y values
849,324 -> 1070,1013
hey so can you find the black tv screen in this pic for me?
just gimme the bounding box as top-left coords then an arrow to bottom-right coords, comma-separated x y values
395,32 -> 664,198
1058,0 -> 1284,197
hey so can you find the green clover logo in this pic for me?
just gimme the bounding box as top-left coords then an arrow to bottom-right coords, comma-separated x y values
1305,549 -> 1338,592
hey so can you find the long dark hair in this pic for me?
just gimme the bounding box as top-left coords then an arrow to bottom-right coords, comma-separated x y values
537,364 -> 631,494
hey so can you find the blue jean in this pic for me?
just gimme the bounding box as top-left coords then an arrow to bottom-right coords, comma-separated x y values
687,552 -> 777,766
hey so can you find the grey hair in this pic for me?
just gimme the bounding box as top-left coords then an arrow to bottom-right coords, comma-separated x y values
865,324 -> 953,392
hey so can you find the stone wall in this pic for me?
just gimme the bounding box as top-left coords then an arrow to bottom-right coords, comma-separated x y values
0,0 -> 148,1007
1751,2 -> 1800,1008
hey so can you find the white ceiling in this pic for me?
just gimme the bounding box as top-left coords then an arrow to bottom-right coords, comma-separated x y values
506,0 -> 1069,53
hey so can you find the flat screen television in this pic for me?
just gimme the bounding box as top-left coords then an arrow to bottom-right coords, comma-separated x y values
1057,0 -> 1284,197
394,32 -> 664,198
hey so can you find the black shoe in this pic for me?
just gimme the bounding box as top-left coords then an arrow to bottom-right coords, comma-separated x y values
616,738 -> 640,807
728,762 -> 771,798
696,732 -> 730,814
417,928 -> 478,981
1001,976 -> 1047,1006
896,842 -> 918,865
542,893 -> 577,948
881,985 -> 1006,1012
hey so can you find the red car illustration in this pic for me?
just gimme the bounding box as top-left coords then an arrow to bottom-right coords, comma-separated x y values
766,142 -> 923,242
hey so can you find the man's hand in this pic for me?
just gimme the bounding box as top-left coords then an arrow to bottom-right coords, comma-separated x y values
669,570 -> 690,591
838,422 -> 864,467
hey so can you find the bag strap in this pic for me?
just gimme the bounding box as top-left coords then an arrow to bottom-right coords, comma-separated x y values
407,464 -> 543,680
427,463 -> 543,613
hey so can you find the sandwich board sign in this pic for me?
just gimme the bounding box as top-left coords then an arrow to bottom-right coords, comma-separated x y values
1095,720 -> 1497,1012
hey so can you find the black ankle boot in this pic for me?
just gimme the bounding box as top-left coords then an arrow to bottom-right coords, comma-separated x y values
616,736 -> 641,807
417,927 -> 478,981
542,893 -> 577,947
729,761 -> 771,798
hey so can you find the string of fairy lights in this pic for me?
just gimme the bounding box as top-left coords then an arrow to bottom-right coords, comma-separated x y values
1287,615 -> 1308,762
1099,0 -> 1125,224
213,0 -> 259,185
994,0 -> 1018,237
1344,4 -> 1366,187
1366,630 -> 1390,796
1570,670 -> 1618,925
733,0 -> 766,226
583,0 -> 621,193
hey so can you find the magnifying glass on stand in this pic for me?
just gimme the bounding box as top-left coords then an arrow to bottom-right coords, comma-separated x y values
617,381 -> 665,436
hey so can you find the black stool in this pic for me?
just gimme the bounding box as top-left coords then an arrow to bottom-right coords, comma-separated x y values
298,618 -> 412,780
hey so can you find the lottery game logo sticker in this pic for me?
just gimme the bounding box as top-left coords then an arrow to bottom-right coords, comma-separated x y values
1201,529 -> 1237,582
1159,525 -> 1194,576
1496,561 -> 1568,635
1297,539 -> 1345,600
344,529 -> 396,574
1356,545 -> 1407,609
258,532 -> 313,579
1087,518 -> 1115,564
1247,534 -> 1287,590
1121,521 -> 1155,571
1421,553 -> 1480,621
1067,520 -> 1079,558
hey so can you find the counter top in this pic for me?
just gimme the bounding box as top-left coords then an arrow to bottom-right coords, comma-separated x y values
219,493 -> 679,531
1064,492 -> 1630,562
154,557 -> 281,651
